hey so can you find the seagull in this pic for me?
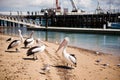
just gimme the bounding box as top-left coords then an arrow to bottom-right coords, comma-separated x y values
41,64 -> 50,73
95,51 -> 100,55
95,59 -> 102,63
56,37 -> 77,67
24,31 -> 34,48
7,29 -> 24,52
102,63 -> 109,66
116,64 -> 120,67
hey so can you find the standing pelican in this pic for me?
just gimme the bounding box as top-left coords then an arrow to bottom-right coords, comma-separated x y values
56,37 -> 77,67
24,31 -> 34,48
26,43 -> 46,60
7,29 -> 24,52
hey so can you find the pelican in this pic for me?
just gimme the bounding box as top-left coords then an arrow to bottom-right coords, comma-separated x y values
24,31 -> 34,48
26,40 -> 46,60
7,29 -> 24,52
56,37 -> 77,67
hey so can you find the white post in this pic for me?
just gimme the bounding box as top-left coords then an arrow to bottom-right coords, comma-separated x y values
108,21 -> 111,27
103,24 -> 106,29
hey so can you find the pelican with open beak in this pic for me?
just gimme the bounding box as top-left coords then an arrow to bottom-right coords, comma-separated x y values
56,37 -> 77,67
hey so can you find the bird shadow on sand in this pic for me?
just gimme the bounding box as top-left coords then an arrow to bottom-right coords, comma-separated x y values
53,65 -> 74,70
21,47 -> 30,49
5,50 -> 18,53
39,72 -> 46,75
22,58 -> 36,61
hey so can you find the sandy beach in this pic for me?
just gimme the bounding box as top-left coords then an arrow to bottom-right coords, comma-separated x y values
0,33 -> 120,80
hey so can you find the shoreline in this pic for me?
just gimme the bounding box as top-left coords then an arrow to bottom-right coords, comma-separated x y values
0,26 -> 120,56
1,33 -> 119,56
0,34 -> 120,80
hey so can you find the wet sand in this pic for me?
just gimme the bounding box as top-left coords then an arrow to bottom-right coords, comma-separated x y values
0,33 -> 120,80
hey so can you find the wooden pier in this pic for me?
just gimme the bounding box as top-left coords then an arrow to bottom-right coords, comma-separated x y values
25,13 -> 120,28
0,14 -> 120,35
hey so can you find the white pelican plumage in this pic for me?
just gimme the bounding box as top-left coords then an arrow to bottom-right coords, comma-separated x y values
56,37 -> 77,67
24,31 -> 34,48
26,41 -> 46,60
7,29 -> 24,52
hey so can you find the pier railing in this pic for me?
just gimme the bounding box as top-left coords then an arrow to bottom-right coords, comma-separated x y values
0,15 -> 41,28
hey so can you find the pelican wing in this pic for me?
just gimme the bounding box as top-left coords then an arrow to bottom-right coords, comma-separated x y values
24,38 -> 34,47
27,46 -> 40,56
32,46 -> 41,53
7,40 -> 20,49
39,45 -> 46,52
26,38 -> 33,42
32,45 -> 45,53
69,55 -> 76,65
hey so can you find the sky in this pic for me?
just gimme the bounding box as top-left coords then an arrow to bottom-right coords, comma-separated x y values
0,0 -> 120,13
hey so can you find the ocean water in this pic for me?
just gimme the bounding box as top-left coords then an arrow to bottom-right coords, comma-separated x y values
2,25 -> 120,56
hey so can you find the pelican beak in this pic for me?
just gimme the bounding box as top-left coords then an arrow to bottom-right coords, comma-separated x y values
56,38 -> 67,53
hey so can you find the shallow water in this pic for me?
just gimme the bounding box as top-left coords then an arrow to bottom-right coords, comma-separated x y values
2,26 -> 120,55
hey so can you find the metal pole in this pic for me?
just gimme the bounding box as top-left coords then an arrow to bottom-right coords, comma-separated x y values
45,10 -> 48,29
44,10 -> 48,41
